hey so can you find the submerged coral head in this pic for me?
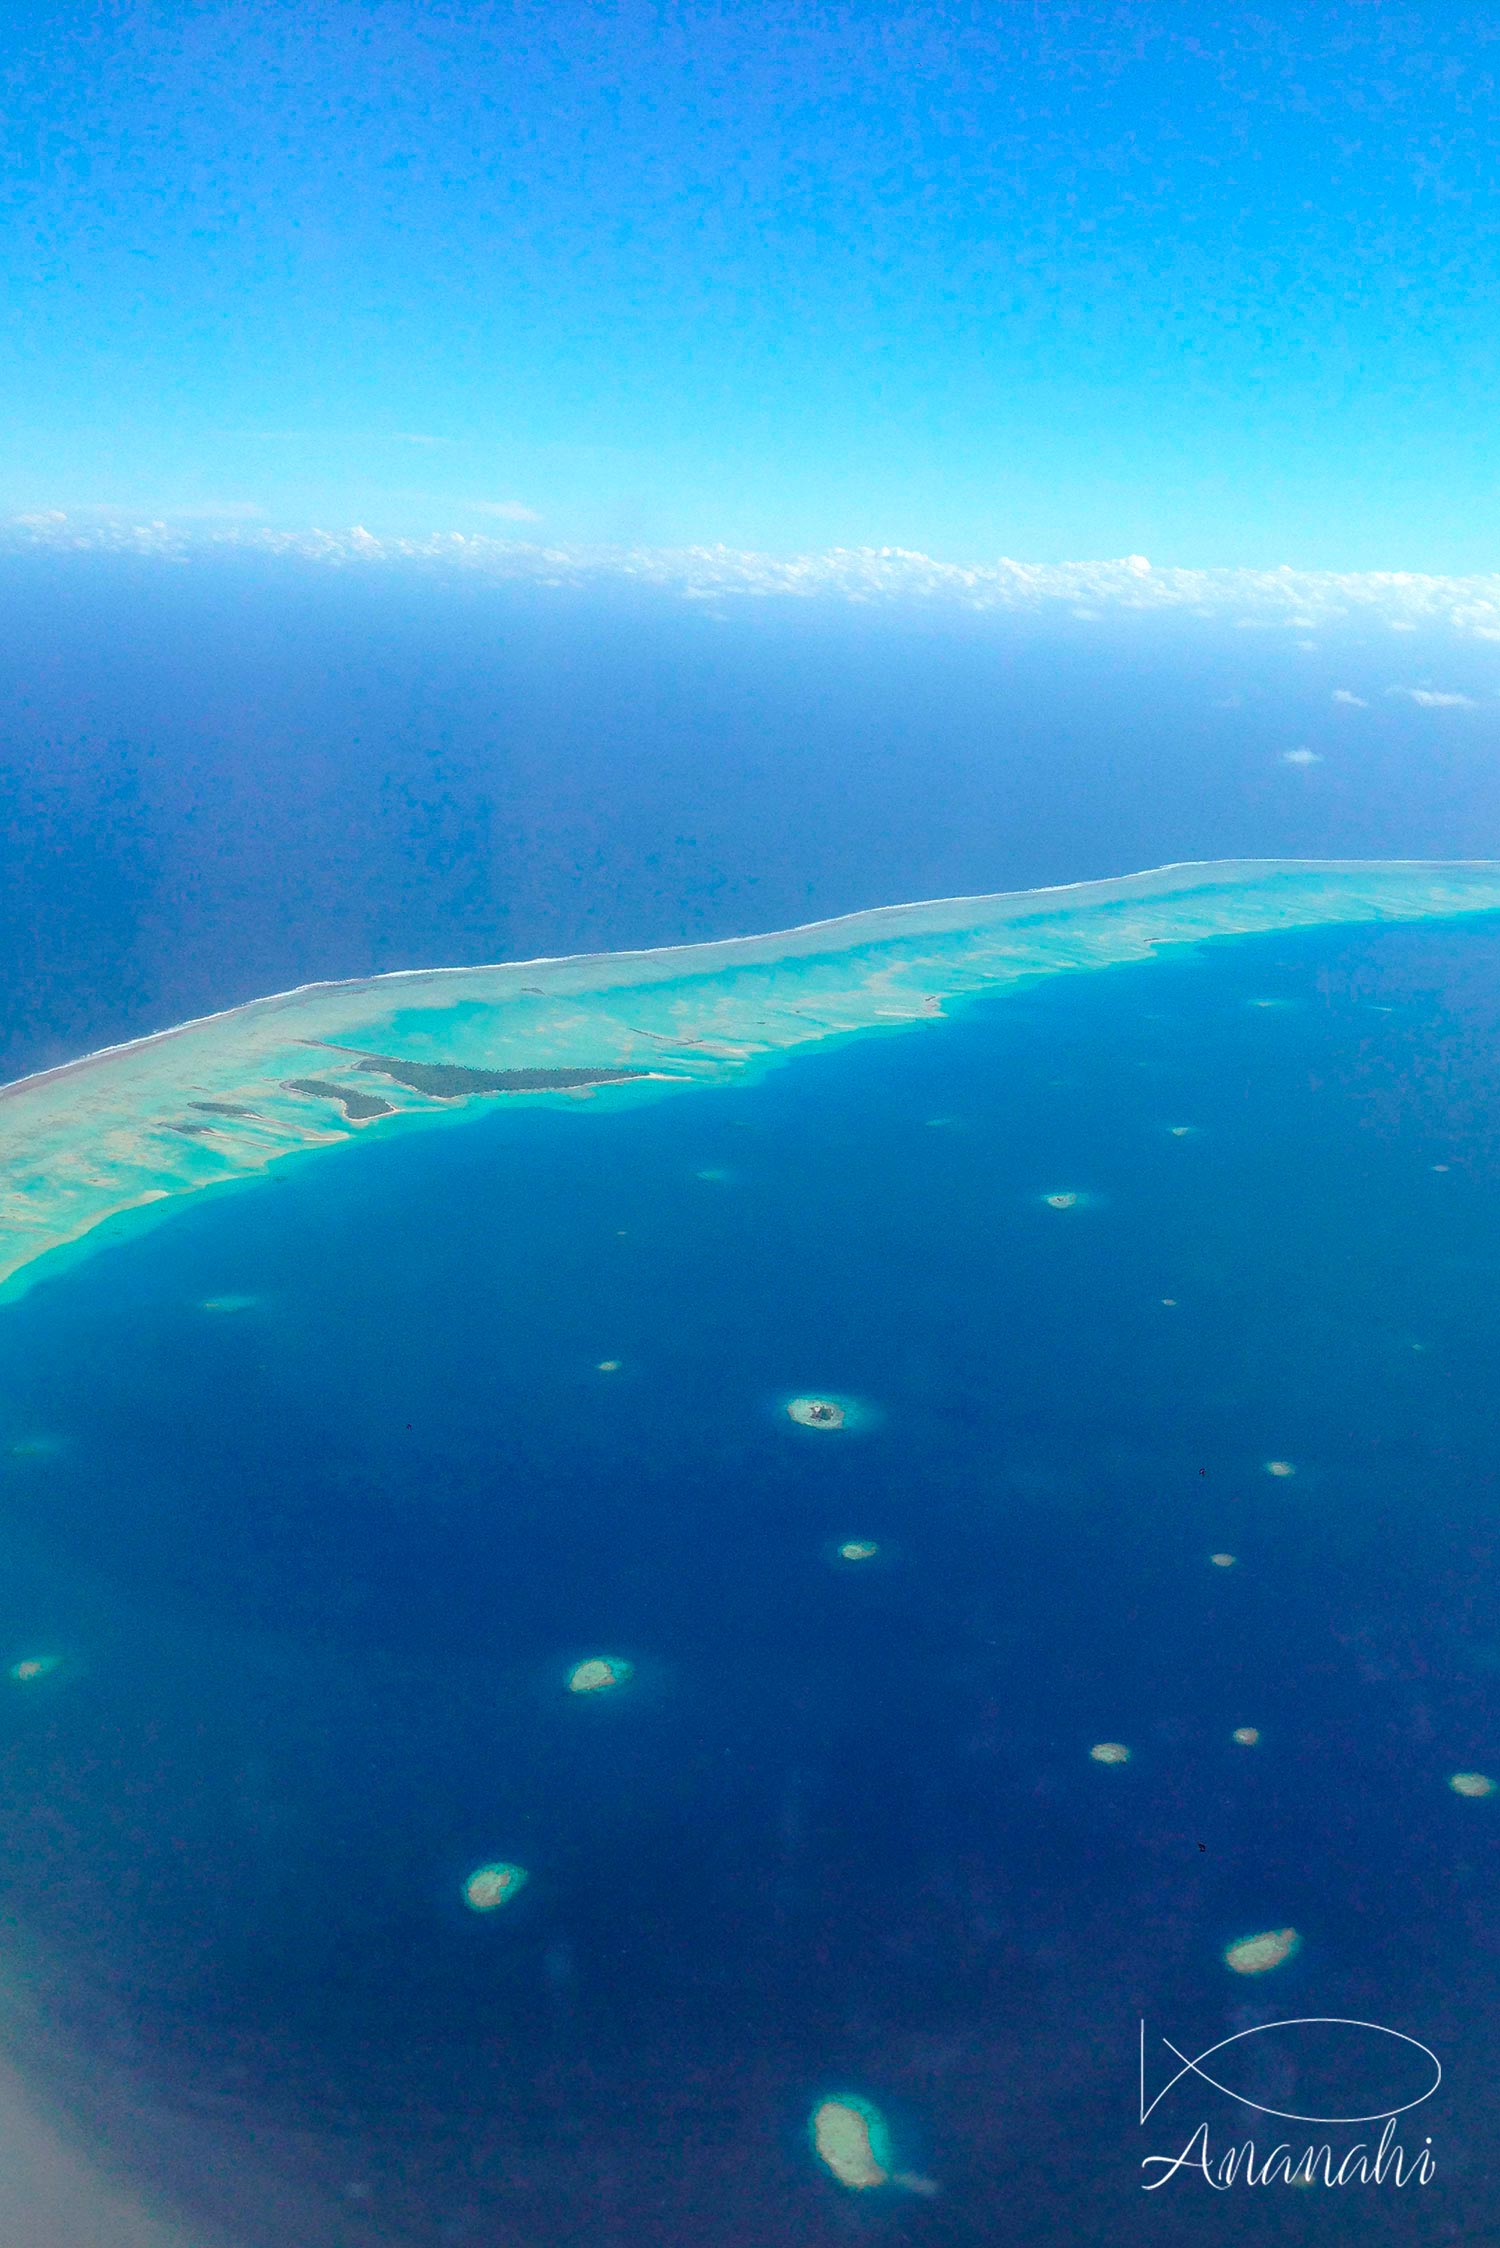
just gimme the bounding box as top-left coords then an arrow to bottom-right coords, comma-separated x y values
810,2097 -> 892,2191
463,1861 -> 529,1913
1224,1927 -> 1300,1975
567,1656 -> 633,1695
8,1656 -> 58,1685
788,1396 -> 847,1430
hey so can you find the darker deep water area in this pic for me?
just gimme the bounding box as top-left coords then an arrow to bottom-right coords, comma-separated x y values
0,914 -> 1499,2243
6,553 -> 1500,1086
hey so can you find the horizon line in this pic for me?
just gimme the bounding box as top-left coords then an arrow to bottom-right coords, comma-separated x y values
6,515 -> 1500,636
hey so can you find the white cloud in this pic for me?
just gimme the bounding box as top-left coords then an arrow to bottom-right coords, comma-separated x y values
8,516 -> 1500,641
1331,689 -> 1368,705
1387,686 -> 1478,707
1282,747 -> 1322,764
471,500 -> 543,523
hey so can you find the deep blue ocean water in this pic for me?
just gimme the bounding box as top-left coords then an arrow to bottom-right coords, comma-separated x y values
0,912 -> 1498,2243
3,554 -> 1500,1082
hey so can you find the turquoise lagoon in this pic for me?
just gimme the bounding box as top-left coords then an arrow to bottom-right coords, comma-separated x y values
0,862 -> 1496,2242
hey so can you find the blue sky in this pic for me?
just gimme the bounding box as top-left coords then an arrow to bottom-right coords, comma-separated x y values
4,1 -> 1497,569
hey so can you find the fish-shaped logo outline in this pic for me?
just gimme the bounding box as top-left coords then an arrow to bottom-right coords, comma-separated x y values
1140,2018 -> 1441,2127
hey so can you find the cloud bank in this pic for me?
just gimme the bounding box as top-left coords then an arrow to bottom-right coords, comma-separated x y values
8,514 -> 1500,639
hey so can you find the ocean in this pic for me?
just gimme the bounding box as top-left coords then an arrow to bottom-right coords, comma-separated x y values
3,551 -> 1500,1082
0,904 -> 1495,2244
